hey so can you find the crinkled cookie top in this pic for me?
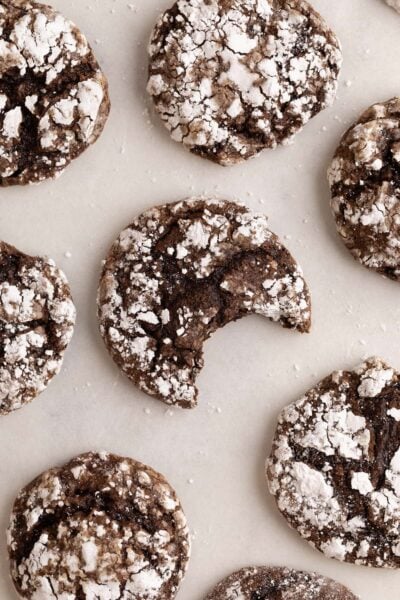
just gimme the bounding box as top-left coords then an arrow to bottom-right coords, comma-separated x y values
205,566 -> 358,599
97,198 -> 311,409
329,98 -> 400,281
0,241 -> 75,415
8,451 -> 191,600
148,0 -> 342,165
0,0 -> 110,185
267,356 -> 400,568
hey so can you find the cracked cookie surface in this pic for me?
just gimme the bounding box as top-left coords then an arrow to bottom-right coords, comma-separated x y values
8,451 -> 191,600
0,241 -> 75,415
0,0 -> 110,186
97,198 -> 311,409
266,357 -> 400,568
328,98 -> 400,281
147,0 -> 342,166
205,566 -> 358,599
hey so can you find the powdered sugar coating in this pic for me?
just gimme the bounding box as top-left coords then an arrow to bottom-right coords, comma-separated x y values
97,198 -> 311,408
0,0 -> 110,186
267,357 -> 400,568
205,566 -> 358,600
0,241 -> 75,415
147,0 -> 342,165
328,98 -> 400,280
8,451 -> 191,600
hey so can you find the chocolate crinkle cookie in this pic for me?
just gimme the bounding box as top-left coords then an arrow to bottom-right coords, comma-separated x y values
266,356 -> 400,568
205,566 -> 358,599
328,98 -> 400,281
0,241 -> 75,415
147,0 -> 342,166
8,451 -> 191,600
0,0 -> 110,186
97,198 -> 311,409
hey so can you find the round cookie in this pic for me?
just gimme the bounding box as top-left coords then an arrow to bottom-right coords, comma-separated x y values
328,97 -> 400,280
205,566 -> 358,599
385,0 -> 400,13
147,0 -> 342,166
0,0 -> 110,186
97,197 -> 311,408
266,356 -> 400,568
0,241 -> 75,415
8,451 -> 191,599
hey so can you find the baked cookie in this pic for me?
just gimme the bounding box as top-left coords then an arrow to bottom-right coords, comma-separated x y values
328,98 -> 400,280
97,198 -> 311,408
385,0 -> 400,13
266,356 -> 400,568
0,241 -> 75,415
147,0 -> 342,166
0,0 -> 110,186
205,566 -> 358,599
8,451 -> 191,599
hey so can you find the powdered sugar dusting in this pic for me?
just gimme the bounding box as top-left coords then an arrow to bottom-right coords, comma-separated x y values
0,0 -> 109,185
205,566 -> 358,600
8,452 -> 191,600
329,98 -> 400,280
267,356 -> 400,568
97,198 -> 311,408
148,0 -> 342,165
0,241 -> 75,415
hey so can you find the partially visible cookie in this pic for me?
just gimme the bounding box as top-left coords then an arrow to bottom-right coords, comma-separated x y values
147,0 -> 342,166
205,566 -> 358,600
8,451 -> 191,599
0,241 -> 75,415
328,98 -> 400,280
97,198 -> 311,408
0,0 -> 110,186
385,0 -> 400,13
266,356 -> 400,568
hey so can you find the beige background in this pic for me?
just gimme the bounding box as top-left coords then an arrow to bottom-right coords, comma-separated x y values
0,0 -> 399,598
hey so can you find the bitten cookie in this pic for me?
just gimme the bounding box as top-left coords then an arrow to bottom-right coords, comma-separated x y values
328,98 -> 400,280
147,0 -> 342,166
266,357 -> 400,568
97,198 -> 311,408
0,0 -> 110,186
8,451 -> 191,599
205,566 -> 358,600
0,241 -> 75,415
